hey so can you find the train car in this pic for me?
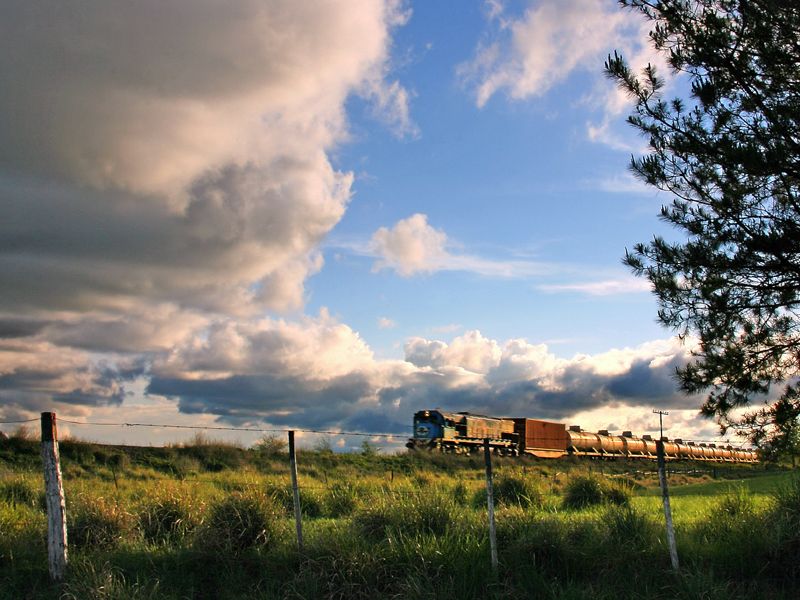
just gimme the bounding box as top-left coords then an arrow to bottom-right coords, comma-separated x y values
513,418 -> 567,458
407,409 -> 759,462
408,409 -> 517,454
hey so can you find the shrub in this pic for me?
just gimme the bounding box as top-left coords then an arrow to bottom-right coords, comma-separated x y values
717,486 -> 756,518
495,475 -> 544,508
106,452 -> 129,471
562,474 -> 604,509
70,496 -> 134,549
252,434 -> 287,457
61,560 -> 161,600
472,475 -> 544,509
603,481 -> 632,506
562,473 -> 630,510
167,455 -> 201,479
10,425 -> 37,441
200,491 -> 281,553
500,513 -> 580,576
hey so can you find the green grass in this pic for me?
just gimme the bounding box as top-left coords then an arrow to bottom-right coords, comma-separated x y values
0,436 -> 796,599
659,471 -> 793,497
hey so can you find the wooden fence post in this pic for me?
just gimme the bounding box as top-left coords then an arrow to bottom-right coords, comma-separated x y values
657,440 -> 679,571
288,431 -> 303,552
41,412 -> 68,581
483,438 -> 498,573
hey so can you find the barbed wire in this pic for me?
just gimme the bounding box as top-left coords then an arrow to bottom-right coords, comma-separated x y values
55,419 -> 751,447
0,418 -> 39,425
56,418 -> 411,440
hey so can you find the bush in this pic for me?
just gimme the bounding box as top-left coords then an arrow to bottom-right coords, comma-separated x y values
252,434 -> 287,457
562,474 -> 630,510
562,474 -> 604,509
495,475 -> 544,509
61,560 -> 162,600
200,491 -> 281,553
472,475 -> 544,509
772,475 -> 800,527
70,496 -> 134,549
603,481 -> 632,506
106,452 -> 129,471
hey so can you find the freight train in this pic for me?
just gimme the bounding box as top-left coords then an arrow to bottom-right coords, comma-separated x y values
407,409 -> 758,463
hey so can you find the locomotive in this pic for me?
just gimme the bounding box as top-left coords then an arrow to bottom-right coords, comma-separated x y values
407,409 -> 758,462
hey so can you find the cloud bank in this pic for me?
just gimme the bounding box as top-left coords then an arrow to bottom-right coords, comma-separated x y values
0,0 -> 412,418
143,315 -> 697,434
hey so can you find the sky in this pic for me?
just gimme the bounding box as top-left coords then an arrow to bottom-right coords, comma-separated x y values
0,0 -> 739,450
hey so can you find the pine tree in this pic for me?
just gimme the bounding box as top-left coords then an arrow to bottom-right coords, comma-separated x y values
606,0 -> 800,455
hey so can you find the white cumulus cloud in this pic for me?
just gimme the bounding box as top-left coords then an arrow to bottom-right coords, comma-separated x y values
0,0 -> 414,412
369,213 -> 548,278
459,0 -> 669,149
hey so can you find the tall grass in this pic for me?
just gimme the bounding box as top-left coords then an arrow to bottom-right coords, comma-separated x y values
69,495 -> 135,550
137,486 -> 202,545
353,489 -> 461,540
0,436 -> 792,599
199,490 -> 282,554
0,476 -> 43,509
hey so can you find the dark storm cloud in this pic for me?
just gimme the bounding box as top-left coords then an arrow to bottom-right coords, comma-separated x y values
148,371 -> 375,429
0,318 -> 50,339
140,325 -> 699,433
0,359 -> 136,421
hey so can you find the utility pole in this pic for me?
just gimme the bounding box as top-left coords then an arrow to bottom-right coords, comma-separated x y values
653,409 -> 669,439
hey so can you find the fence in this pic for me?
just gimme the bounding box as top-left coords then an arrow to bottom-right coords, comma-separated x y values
0,412 -> 766,582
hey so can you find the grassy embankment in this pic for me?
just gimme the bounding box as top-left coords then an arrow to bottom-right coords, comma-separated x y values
0,432 -> 797,599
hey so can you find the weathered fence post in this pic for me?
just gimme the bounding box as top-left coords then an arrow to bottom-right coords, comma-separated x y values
483,438 -> 498,573
41,412 -> 68,581
657,440 -> 679,571
288,430 -> 304,552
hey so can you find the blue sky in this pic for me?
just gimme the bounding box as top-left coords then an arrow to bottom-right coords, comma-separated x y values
314,0 -> 669,357
0,0 -> 731,449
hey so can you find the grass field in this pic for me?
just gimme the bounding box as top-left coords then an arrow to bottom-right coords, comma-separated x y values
0,434 -> 797,599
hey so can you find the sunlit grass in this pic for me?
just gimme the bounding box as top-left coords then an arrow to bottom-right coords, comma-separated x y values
0,439 -> 796,599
